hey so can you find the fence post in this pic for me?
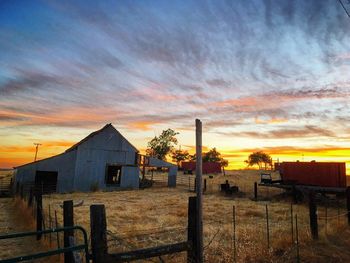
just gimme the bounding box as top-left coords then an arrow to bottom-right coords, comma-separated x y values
187,196 -> 197,263
90,204 -> 108,263
232,205 -> 237,263
346,187 -> 350,226
254,182 -> 258,200
63,200 -> 74,263
49,205 -> 52,245
290,203 -> 294,244
295,214 -> 300,263
55,210 -> 60,248
292,184 -> 298,204
36,192 -> 43,240
203,179 -> 207,193
325,206 -> 328,235
309,192 -> 318,239
265,205 -> 270,249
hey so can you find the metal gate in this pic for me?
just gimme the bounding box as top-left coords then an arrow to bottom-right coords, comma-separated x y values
0,226 -> 89,263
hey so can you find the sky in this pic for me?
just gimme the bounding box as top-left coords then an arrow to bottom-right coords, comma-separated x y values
1,0 -> 350,171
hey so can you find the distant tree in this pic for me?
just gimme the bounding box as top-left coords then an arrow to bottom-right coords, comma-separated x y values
171,149 -> 190,167
146,129 -> 179,161
201,148 -> 229,175
203,148 -> 222,162
245,151 -> 272,170
220,158 -> 229,176
189,154 -> 196,161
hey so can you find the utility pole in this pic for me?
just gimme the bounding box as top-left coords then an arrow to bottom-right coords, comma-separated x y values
34,143 -> 42,162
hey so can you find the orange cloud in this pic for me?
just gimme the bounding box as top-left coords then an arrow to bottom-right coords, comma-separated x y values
254,117 -> 288,124
126,121 -> 159,130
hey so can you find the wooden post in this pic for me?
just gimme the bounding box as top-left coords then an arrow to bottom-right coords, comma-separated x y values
195,119 -> 203,263
90,204 -> 108,263
265,205 -> 270,249
203,179 -> 207,193
292,185 -> 298,204
49,205 -> 52,245
295,214 -> 300,263
290,203 -> 294,244
36,192 -> 43,240
232,205 -> 237,263
347,187 -> 350,226
325,206 -> 328,235
309,192 -> 318,240
187,196 -> 197,263
254,182 -> 258,200
63,200 -> 74,263
55,210 -> 60,248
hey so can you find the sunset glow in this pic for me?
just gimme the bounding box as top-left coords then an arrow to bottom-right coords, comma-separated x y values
1,1 -> 350,173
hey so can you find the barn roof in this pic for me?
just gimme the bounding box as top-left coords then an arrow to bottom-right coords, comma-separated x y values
15,123 -> 138,168
65,123 -> 138,153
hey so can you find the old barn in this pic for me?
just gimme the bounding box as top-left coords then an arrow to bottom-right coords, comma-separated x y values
14,124 -> 177,193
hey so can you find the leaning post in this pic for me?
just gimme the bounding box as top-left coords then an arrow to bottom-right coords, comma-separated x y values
195,119 -> 203,263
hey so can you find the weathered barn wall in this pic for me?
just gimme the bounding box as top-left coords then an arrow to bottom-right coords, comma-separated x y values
15,150 -> 77,192
74,125 -> 139,191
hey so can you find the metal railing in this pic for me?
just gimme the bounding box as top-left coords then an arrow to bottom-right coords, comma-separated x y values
0,226 -> 89,263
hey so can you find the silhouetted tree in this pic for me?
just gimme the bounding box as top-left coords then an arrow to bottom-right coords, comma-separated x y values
171,149 -> 190,167
245,151 -> 272,170
146,129 -> 179,161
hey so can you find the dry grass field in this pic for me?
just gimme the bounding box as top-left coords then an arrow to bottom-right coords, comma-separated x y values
33,170 -> 350,263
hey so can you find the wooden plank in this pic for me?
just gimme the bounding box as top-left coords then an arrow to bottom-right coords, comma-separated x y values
107,242 -> 189,262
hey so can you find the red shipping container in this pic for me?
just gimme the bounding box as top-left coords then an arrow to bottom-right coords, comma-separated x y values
181,162 -> 221,174
280,162 -> 346,188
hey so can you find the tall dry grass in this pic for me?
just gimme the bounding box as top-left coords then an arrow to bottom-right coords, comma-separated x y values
40,170 -> 350,262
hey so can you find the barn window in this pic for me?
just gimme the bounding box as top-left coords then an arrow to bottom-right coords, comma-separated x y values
105,165 -> 122,185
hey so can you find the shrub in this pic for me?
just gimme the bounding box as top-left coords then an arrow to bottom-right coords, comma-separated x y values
90,182 -> 99,192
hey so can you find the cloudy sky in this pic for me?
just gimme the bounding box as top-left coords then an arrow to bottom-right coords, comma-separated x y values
1,0 -> 350,169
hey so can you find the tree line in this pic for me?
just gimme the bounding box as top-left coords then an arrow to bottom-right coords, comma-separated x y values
146,128 -> 273,171
145,129 -> 228,170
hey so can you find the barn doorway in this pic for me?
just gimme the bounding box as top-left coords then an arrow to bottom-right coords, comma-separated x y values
35,171 -> 58,194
